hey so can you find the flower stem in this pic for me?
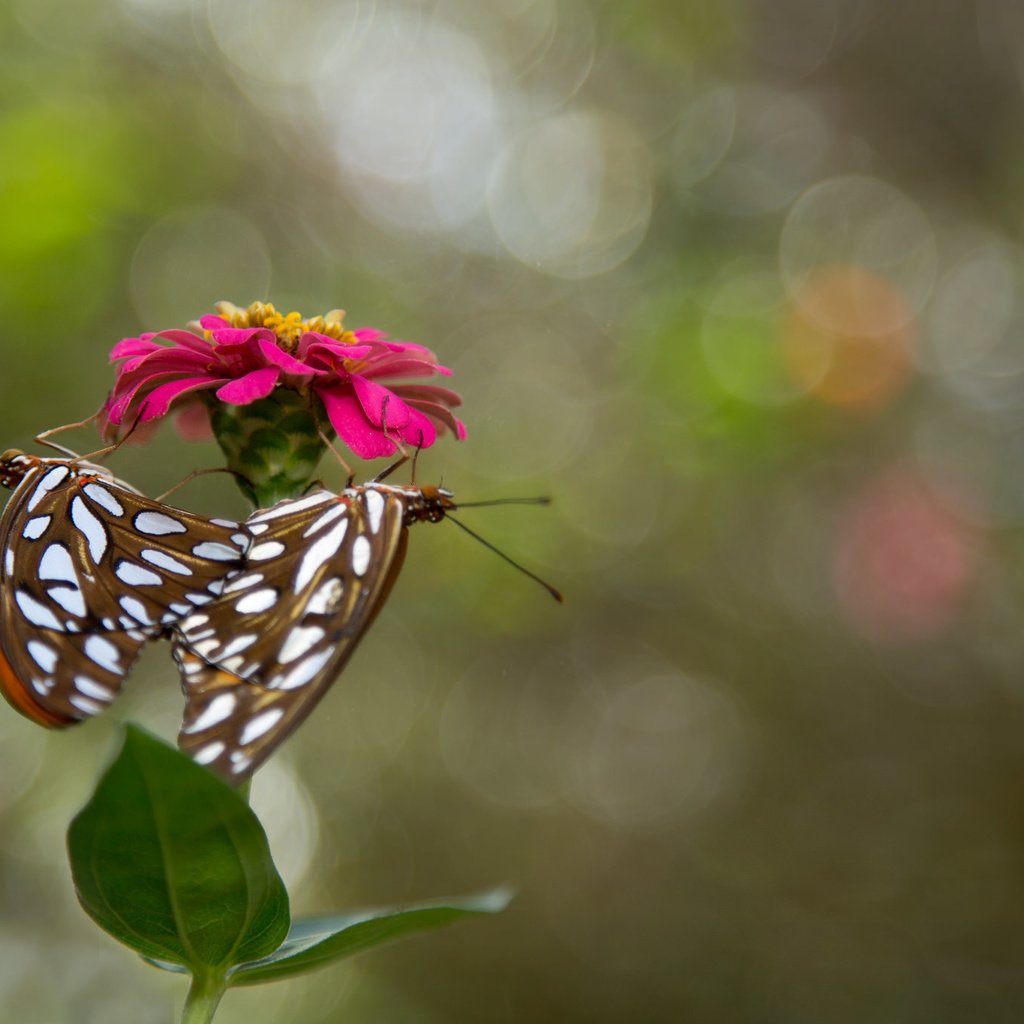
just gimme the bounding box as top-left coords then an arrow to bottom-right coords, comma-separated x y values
180,972 -> 228,1024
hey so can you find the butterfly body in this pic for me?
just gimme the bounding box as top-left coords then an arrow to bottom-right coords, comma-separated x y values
0,449 -> 248,727
173,481 -> 456,780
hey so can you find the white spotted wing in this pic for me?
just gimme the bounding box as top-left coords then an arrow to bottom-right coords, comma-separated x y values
173,484 -> 420,781
0,452 -> 247,726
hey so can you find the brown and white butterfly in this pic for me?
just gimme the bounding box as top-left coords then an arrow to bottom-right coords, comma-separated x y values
0,449 -> 247,727
171,483 -> 450,780
173,481 -> 561,782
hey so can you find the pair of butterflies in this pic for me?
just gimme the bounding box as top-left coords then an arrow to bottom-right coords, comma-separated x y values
0,446 -> 500,782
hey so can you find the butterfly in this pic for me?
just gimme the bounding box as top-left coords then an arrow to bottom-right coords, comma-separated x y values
0,449 -> 248,727
172,481 -> 562,782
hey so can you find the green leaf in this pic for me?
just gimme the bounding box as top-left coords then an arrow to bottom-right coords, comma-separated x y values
226,885 -> 515,986
67,725 -> 290,972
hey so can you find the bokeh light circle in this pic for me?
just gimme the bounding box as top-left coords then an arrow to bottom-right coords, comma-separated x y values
206,0 -> 378,89
920,238 -> 1019,376
703,86 -> 831,216
331,613 -> 431,766
0,721 -> 45,812
783,264 -> 916,409
439,650 -> 567,811
780,175 -> 937,327
314,10 -> 499,237
119,0 -> 191,17
749,0 -> 838,79
129,205 -> 272,327
832,465 -> 982,644
671,85 -> 736,190
453,324 -> 596,480
701,263 -> 823,406
488,111 -> 652,278
319,14 -> 493,184
250,760 -> 320,891
507,0 -> 597,111
564,670 -> 747,830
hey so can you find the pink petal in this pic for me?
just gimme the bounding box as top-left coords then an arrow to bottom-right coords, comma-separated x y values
198,315 -> 231,331
403,397 -> 467,439
136,376 -> 225,420
202,337 -> 262,364
382,340 -> 439,359
112,329 -> 213,361
207,325 -> 276,347
173,400 -> 214,441
152,329 -> 218,354
110,337 -> 163,361
360,356 -> 450,380
392,383 -> 463,407
97,406 -> 116,442
352,328 -> 395,345
108,369 -> 218,423
298,337 -> 373,365
318,387 -> 398,459
214,367 -> 281,404
350,376 -> 412,429
115,347 -> 215,378
397,407 -> 437,450
300,330 -> 363,349
254,336 -> 320,378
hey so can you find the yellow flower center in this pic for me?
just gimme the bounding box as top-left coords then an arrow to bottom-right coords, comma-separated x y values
203,300 -> 359,354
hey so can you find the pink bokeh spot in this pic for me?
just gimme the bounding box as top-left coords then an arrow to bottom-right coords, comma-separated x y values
102,308 -> 466,460
832,465 -> 982,644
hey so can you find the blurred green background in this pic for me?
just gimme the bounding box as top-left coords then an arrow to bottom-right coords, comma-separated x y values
2,0 -> 1024,1020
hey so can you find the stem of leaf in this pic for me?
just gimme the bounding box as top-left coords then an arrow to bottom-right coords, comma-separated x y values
180,972 -> 227,1024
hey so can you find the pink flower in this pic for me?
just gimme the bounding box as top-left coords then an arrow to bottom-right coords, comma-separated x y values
102,302 -> 466,459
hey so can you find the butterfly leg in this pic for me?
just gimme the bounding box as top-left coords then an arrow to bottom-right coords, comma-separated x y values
43,406 -> 153,464
373,399 -> 427,483
308,399 -> 356,486
155,466 -> 249,503
315,424 -> 356,487
34,407 -> 106,459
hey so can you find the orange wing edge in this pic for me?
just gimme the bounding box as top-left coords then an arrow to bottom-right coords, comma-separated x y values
0,646 -> 76,727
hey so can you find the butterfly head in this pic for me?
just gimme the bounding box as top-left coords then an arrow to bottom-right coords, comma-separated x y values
0,450 -> 38,490
408,483 -> 456,524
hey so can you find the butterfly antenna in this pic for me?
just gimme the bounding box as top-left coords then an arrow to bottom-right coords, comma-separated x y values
456,496 -> 553,508
445,514 -> 564,603
34,406 -> 106,458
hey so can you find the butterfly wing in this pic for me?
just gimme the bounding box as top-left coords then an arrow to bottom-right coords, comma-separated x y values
173,487 -> 409,781
0,460 -> 246,726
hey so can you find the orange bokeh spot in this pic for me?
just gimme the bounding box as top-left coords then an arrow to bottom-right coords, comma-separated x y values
783,264 -> 915,409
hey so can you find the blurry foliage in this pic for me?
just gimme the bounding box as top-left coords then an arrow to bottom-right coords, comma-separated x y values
2,0 -> 1024,1021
